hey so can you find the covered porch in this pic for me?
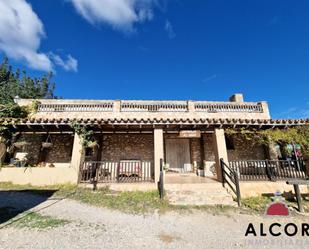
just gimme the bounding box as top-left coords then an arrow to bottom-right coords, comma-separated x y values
0,117 -> 308,187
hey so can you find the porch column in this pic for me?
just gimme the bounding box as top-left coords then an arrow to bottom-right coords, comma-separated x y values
213,128 -> 228,182
70,133 -> 84,183
154,128 -> 164,183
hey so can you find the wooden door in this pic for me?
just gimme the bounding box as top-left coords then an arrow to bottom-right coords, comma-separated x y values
165,139 -> 191,172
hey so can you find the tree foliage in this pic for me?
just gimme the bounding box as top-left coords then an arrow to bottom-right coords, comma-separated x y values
70,122 -> 97,148
0,57 -> 56,118
226,126 -> 309,157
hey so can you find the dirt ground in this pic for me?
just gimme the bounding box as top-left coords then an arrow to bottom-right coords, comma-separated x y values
0,191 -> 309,249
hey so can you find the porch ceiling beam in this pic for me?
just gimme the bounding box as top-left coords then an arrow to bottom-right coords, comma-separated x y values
17,131 -> 73,134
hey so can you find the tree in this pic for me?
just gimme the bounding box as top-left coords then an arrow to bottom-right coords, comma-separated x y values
0,57 -> 56,118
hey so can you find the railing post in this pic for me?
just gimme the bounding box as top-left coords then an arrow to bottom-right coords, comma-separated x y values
116,162 -> 120,183
265,159 -> 273,181
159,158 -> 164,199
234,171 -> 241,207
220,158 -> 225,187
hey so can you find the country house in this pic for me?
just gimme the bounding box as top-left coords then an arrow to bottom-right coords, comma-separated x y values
0,94 -> 308,205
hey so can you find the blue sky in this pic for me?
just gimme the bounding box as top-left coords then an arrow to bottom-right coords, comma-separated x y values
0,0 -> 309,118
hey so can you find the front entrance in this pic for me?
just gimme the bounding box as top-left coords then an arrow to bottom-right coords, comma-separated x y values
165,138 -> 191,172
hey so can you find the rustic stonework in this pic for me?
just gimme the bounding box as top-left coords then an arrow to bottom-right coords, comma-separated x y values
227,135 -> 266,161
15,132 -> 267,166
45,135 -> 74,163
101,134 -> 154,163
203,134 -> 216,161
15,134 -> 73,165
190,138 -> 202,169
15,134 -> 43,165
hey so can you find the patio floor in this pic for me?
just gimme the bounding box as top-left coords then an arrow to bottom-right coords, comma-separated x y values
165,173 -> 218,184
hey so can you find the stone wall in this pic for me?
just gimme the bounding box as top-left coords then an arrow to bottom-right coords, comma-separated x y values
101,134 -> 154,162
203,134 -> 216,161
14,132 -> 268,167
15,134 -> 43,165
45,135 -> 74,163
190,138 -> 202,169
227,135 -> 267,161
15,134 -> 73,165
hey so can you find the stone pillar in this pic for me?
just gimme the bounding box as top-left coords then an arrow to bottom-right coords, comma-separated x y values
114,100 -> 121,112
154,128 -> 164,183
187,100 -> 195,112
260,101 -> 270,119
212,128 -> 228,182
70,133 -> 85,183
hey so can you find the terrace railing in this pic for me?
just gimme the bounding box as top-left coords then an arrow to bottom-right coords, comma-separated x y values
120,101 -> 188,112
38,102 -> 114,112
37,101 -> 264,113
80,161 -> 153,183
194,102 -> 263,113
229,160 -> 307,181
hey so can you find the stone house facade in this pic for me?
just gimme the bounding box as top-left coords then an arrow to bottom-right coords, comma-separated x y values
0,93 -> 308,188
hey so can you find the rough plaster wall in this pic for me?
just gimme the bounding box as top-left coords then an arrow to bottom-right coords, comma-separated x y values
101,134 -> 154,163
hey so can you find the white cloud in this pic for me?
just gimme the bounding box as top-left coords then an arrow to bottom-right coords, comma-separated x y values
0,0 -> 52,71
202,74 -> 217,83
278,106 -> 309,119
0,0 -> 77,72
164,20 -> 175,39
69,0 -> 156,31
50,53 -> 78,72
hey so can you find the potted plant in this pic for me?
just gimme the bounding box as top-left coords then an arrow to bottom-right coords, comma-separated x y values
197,164 -> 205,177
87,140 -> 98,149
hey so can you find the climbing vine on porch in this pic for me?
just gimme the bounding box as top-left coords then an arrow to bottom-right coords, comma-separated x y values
70,122 -> 98,148
225,126 -> 309,158
0,120 -> 16,145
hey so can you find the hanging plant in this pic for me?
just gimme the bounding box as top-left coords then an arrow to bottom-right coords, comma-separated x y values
0,121 -> 15,146
42,134 -> 53,149
13,141 -> 29,149
70,121 -> 98,148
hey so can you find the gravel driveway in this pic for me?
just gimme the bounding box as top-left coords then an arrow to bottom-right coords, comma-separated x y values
0,191 -> 309,249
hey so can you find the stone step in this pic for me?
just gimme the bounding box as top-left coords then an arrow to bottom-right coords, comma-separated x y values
168,196 -> 236,206
165,183 -> 227,191
165,188 -> 230,196
165,183 -> 236,206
